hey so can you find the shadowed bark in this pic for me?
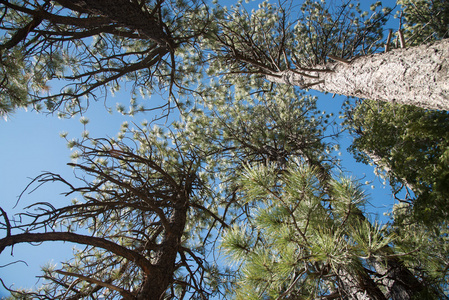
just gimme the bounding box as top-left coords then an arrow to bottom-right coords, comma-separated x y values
338,268 -> 387,300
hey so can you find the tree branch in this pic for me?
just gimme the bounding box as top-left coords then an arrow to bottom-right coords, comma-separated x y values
0,232 -> 154,274
55,270 -> 134,299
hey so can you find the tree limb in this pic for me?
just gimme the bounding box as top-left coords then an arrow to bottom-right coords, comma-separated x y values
0,232 -> 154,274
55,269 -> 135,299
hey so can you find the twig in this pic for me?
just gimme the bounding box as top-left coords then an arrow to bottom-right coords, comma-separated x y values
328,55 -> 351,65
55,269 -> 134,299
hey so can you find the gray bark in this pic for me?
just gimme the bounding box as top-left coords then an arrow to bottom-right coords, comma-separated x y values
371,257 -> 425,300
266,39 -> 449,111
337,267 -> 387,300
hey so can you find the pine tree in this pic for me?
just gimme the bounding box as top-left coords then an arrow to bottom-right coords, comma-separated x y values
2,70 -> 448,299
1,0 -> 449,299
1,0 -> 448,116
344,0 -> 449,225
219,159 -> 436,299
0,123 -> 223,299
211,0 -> 449,110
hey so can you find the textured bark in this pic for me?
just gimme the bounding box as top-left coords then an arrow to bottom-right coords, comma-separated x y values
0,232 -> 154,274
337,268 -> 387,300
266,39 -> 449,111
371,249 -> 426,300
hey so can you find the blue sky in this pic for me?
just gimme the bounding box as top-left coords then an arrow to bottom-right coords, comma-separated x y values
0,0 -> 399,297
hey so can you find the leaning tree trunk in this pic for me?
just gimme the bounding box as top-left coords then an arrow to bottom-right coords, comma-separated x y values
349,207 -> 427,300
359,153 -> 427,299
266,39 -> 449,111
363,151 -> 416,192
371,254 -> 426,300
337,267 -> 387,300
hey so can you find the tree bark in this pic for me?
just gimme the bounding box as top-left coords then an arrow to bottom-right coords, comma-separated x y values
266,39 -> 449,111
0,232 -> 154,274
371,256 -> 425,300
337,268 -> 387,300
137,194 -> 189,299
363,151 -> 416,192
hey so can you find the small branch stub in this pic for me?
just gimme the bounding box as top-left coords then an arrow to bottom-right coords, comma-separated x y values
385,29 -> 393,52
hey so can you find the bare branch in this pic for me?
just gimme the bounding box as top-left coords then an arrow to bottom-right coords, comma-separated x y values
0,232 -> 154,274
55,270 -> 135,299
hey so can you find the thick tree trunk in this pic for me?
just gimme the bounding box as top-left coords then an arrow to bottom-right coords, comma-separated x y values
337,268 -> 387,300
371,255 -> 425,300
266,39 -> 449,111
137,193 -> 189,299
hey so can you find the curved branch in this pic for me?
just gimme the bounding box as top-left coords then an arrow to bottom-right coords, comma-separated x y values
0,15 -> 43,50
0,207 -> 11,237
0,232 -> 154,274
55,270 -> 134,300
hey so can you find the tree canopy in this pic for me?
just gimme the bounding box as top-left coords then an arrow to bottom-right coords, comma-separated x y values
1,0 -> 449,299
2,0 -> 448,115
345,0 -> 449,225
0,0 -> 210,116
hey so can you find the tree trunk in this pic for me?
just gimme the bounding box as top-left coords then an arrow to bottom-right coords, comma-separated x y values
352,208 -> 427,299
307,160 -> 426,299
364,151 -> 416,192
137,189 -> 190,299
266,39 -> 449,111
371,256 -> 425,300
337,268 -> 387,300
